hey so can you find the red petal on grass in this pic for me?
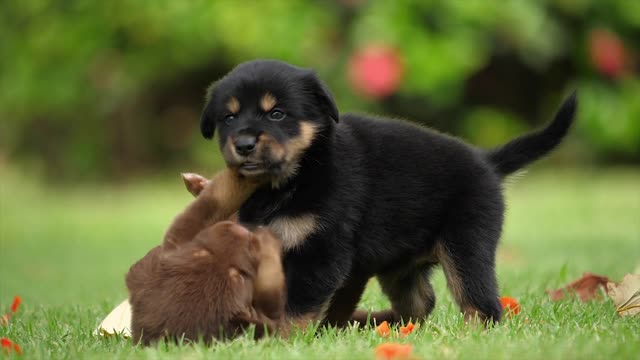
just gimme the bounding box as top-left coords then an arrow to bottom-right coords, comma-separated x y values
500,296 -> 521,316
11,296 -> 21,313
13,342 -> 22,355
374,343 -> 413,360
546,272 -> 610,302
1,337 -> 22,355
399,322 -> 415,337
375,320 -> 391,337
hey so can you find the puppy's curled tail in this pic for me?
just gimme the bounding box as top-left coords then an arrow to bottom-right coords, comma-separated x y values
486,91 -> 577,176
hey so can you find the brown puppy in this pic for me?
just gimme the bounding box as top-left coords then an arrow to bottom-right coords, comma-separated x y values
126,222 -> 285,345
126,169 -> 286,345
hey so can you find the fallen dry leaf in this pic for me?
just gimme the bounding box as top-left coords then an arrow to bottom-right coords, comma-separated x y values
374,343 -> 413,360
375,321 -> 391,337
499,296 -> 521,317
607,274 -> 640,317
547,272 -> 610,301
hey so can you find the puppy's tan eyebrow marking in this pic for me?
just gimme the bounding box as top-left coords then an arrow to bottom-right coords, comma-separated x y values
260,92 -> 277,112
226,96 -> 240,114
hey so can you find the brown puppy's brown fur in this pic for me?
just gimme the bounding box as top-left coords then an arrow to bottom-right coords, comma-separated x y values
126,223 -> 285,345
126,170 -> 286,345
162,169 -> 260,251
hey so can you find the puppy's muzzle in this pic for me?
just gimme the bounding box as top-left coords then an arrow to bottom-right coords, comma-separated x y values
234,134 -> 257,156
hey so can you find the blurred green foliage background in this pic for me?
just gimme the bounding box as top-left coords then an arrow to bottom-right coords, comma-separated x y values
1,0 -> 639,180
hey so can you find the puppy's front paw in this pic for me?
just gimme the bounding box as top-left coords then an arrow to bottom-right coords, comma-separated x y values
181,173 -> 209,197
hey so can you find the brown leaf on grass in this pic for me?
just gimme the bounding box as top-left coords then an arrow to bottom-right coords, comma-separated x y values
547,272 -> 610,301
607,274 -> 640,317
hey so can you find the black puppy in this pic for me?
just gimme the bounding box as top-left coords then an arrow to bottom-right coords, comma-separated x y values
199,59 -> 576,325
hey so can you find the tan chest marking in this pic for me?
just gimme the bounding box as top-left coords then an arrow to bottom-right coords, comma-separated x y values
268,214 -> 321,251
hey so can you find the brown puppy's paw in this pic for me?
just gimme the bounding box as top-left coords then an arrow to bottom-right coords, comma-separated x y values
252,227 -> 285,320
181,172 -> 209,197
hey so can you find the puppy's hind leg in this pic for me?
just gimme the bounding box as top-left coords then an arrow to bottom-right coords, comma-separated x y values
436,217 -> 503,323
374,264 -> 437,325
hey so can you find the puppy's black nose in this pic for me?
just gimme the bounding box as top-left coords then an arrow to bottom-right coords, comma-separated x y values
234,135 -> 257,156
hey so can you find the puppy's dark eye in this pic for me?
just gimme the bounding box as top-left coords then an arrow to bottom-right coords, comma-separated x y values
224,114 -> 236,124
268,109 -> 285,122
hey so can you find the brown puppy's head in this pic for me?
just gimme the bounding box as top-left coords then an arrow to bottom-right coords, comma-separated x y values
126,221 -> 285,345
199,60 -> 339,184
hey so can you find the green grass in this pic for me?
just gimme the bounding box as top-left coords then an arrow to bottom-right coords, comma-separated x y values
1,167 -> 639,359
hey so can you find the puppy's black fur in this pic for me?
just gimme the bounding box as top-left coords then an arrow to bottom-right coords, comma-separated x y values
200,59 -> 577,324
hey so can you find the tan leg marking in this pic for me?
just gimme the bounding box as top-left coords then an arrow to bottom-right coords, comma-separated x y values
435,242 -> 490,321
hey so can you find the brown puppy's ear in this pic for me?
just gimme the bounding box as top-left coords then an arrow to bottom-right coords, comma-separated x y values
200,82 -> 217,139
181,173 -> 209,197
303,71 -> 339,123
228,267 -> 254,308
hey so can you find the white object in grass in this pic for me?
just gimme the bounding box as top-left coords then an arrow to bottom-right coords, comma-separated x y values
96,299 -> 131,338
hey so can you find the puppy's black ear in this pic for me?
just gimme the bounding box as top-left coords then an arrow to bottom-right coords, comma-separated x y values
304,72 -> 339,123
200,110 -> 215,139
200,83 -> 217,139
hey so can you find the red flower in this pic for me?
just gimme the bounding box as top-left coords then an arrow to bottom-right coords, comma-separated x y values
348,44 -> 404,99
374,343 -> 413,360
375,320 -> 391,337
11,296 -> 21,313
1,338 -> 22,356
399,322 -> 416,337
500,296 -> 521,317
588,28 -> 628,79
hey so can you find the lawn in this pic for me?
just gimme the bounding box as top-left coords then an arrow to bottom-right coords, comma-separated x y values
1,166 -> 639,359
